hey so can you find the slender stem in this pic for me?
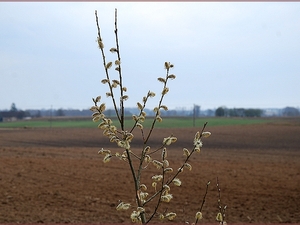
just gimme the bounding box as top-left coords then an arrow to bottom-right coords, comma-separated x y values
199,181 -> 210,212
200,122 -> 208,137
167,122 -> 208,185
125,149 -> 140,206
195,181 -> 210,224
95,10 -> 121,124
144,68 -> 170,144
146,151 -> 167,223
129,90 -> 152,136
113,9 -> 146,223
148,145 -> 165,155
114,8 -> 125,131
136,147 -> 147,224
216,177 -> 227,224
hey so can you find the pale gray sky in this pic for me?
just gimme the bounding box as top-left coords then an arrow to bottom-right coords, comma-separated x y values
1,2 -> 299,111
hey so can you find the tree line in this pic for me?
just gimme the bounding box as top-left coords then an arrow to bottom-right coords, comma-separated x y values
215,107 -> 263,117
1,103 -> 299,122
215,106 -> 299,117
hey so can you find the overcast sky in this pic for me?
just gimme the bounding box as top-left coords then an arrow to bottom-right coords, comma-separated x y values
1,2 -> 300,111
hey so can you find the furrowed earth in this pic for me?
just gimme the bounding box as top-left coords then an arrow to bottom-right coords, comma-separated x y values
0,118 -> 299,224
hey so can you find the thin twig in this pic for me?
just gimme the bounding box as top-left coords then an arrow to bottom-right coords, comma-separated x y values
146,152 -> 167,223
144,68 -> 170,144
195,181 -> 210,224
95,10 -> 121,124
217,177 -> 227,224
113,8 -> 125,130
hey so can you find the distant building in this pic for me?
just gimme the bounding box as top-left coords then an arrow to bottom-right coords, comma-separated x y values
263,108 -> 282,117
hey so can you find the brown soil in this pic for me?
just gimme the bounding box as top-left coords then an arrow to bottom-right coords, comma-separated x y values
0,119 -> 300,224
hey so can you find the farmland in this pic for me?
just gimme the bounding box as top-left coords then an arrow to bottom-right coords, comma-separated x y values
0,116 -> 280,129
0,117 -> 299,223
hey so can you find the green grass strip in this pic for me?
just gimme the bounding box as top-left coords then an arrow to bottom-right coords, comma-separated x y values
0,117 -> 273,129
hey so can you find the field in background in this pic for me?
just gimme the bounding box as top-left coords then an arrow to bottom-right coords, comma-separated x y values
0,117 -> 299,223
0,116 -> 293,128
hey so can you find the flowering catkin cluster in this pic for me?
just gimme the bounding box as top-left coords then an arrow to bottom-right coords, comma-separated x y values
91,96 -> 134,163
92,10 -> 215,224
90,79 -> 212,223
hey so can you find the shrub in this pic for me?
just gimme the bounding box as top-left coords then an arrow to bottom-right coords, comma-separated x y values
90,9 -> 226,224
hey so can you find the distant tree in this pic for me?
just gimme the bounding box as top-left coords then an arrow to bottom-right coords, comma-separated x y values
228,108 -> 245,117
35,110 -> 41,118
244,109 -> 263,117
10,103 -> 17,112
237,108 -> 245,117
16,110 -> 27,119
282,107 -> 299,117
56,108 -> 65,116
220,107 -> 262,117
205,109 -> 215,117
215,107 -> 225,117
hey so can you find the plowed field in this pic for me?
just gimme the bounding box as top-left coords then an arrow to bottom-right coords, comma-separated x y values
0,118 -> 299,224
